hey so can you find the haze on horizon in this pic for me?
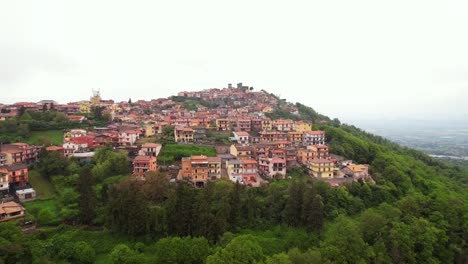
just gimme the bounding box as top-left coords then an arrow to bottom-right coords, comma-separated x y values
1,0 -> 468,124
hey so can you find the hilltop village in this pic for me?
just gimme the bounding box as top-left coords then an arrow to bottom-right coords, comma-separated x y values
0,83 -> 372,222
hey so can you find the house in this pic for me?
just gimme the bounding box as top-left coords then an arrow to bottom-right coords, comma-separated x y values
241,159 -> 258,178
144,124 -> 156,137
259,131 -> 288,142
258,157 -> 286,179
133,155 -> 158,177
0,171 -> 9,192
64,129 -> 87,142
46,146 -> 65,157
16,188 -> 36,202
0,201 -> 25,222
0,143 -> 41,164
180,155 -> 221,187
307,159 -> 336,179
341,164 -> 370,180
250,119 -> 263,131
272,119 -> 293,132
230,145 -> 254,160
297,145 -> 329,164
118,129 -> 140,146
1,163 -> 29,188
138,143 -> 162,157
236,119 -> 251,132
174,127 -> 194,143
261,118 -> 272,131
232,131 -> 250,145
67,115 -> 86,123
293,121 -> 312,132
287,131 -> 304,145
303,131 -> 326,145
226,159 -> 243,183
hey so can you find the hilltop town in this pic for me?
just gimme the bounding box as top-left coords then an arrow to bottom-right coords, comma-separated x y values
0,83 -> 372,222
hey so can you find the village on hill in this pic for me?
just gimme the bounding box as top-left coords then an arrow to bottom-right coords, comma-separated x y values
0,83 -> 373,222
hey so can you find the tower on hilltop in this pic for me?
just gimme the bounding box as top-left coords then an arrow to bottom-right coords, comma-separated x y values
91,88 -> 102,104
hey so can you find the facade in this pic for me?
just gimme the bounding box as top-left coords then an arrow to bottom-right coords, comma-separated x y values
180,155 -> 221,187
16,188 -> 36,202
174,127 -> 194,143
307,159 -> 336,179
226,159 -> 243,183
119,130 -> 140,146
230,145 -> 253,160
303,131 -> 326,145
0,171 -> 9,192
232,131 -> 250,145
293,121 -> 312,132
287,131 -> 304,145
272,119 -> 293,132
1,163 -> 29,188
297,145 -> 329,164
258,157 -> 286,179
139,143 -> 162,157
259,131 -> 288,142
132,155 -> 158,177
216,119 -> 230,131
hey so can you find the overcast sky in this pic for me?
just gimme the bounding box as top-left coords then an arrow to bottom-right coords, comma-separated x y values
1,0 -> 467,123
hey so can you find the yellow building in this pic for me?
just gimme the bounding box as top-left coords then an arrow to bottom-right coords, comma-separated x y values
79,102 -> 92,113
293,121 -> 312,132
261,119 -> 272,131
145,124 -> 155,137
174,127 -> 194,143
307,159 -> 337,179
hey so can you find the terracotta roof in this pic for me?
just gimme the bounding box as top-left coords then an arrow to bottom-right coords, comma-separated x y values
310,159 -> 334,163
0,201 -> 25,214
4,163 -> 28,171
306,131 -> 325,135
271,158 -> 286,163
142,143 -> 161,148
234,131 -> 249,137
347,165 -> 368,172
241,159 -> 257,165
134,155 -> 154,162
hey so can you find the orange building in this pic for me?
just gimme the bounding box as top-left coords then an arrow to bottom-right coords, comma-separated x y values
180,155 -> 221,187
0,164 -> 29,188
132,155 -> 158,177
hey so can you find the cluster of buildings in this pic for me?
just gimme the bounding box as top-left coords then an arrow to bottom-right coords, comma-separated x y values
0,83 -> 374,222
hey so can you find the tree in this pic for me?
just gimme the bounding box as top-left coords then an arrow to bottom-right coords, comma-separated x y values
77,167 -> 96,225
302,187 -> 324,231
109,244 -> 142,264
320,215 -> 371,263
128,98 -> 132,104
284,180 -> 304,227
206,235 -> 264,264
72,241 -> 96,263
37,151 -> 69,178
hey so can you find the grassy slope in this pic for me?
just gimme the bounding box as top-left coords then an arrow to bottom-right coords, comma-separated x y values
28,170 -> 56,200
158,144 -> 217,164
27,130 -> 64,145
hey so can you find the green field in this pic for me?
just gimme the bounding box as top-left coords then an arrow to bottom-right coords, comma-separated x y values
27,130 -> 64,145
28,170 -> 56,199
158,144 -> 217,164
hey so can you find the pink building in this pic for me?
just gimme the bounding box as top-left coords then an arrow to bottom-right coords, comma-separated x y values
259,157 -> 286,179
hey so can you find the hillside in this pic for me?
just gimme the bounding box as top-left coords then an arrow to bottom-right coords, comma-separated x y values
0,88 -> 467,263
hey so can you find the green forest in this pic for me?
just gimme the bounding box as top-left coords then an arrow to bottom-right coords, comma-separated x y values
1,118 -> 467,263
